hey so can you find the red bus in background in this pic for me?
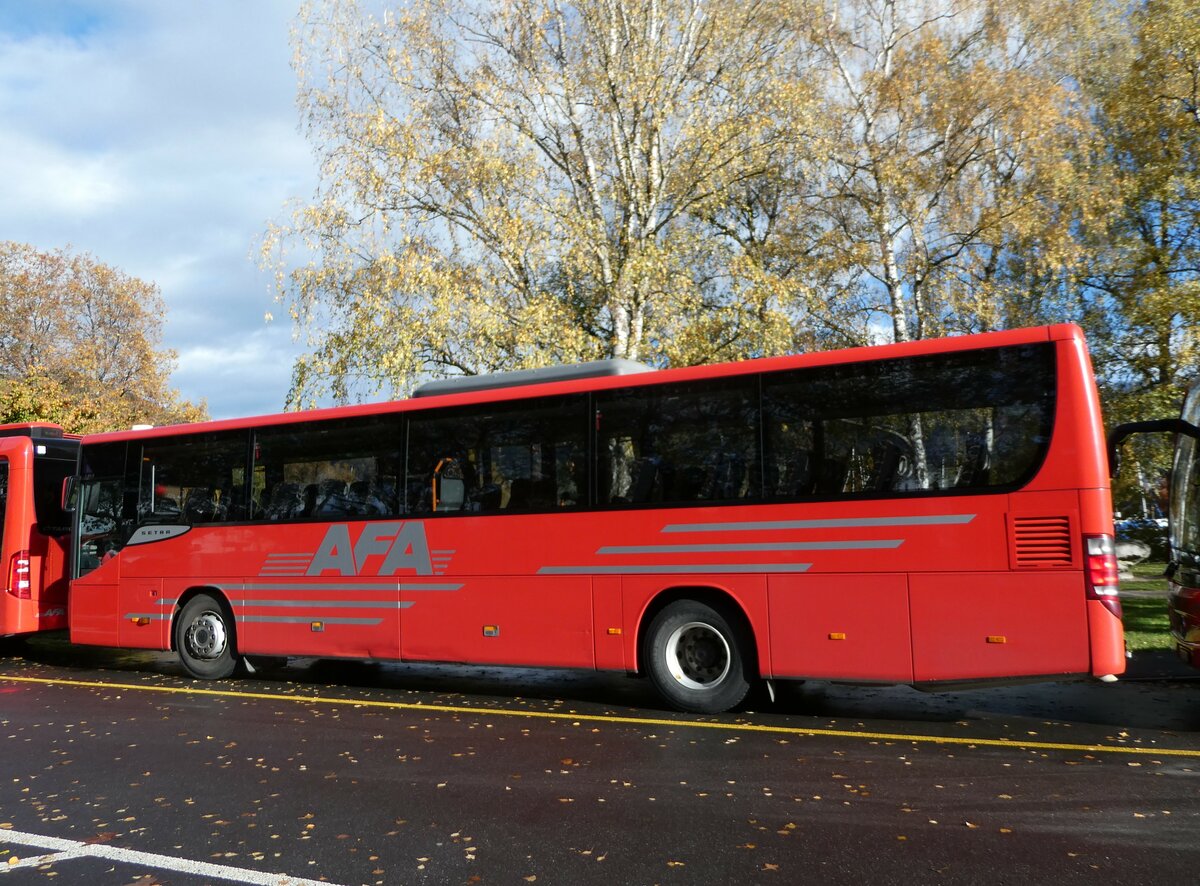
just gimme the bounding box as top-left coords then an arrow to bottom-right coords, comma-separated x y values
1112,382 -> 1200,667
1167,384 -> 1200,667
1,423 -> 78,637
66,324 -> 1125,712
1107,384 -> 1200,669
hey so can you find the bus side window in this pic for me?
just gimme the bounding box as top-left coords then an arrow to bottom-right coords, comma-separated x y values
595,377 -> 759,507
408,394 -> 588,515
138,430 -> 247,526
763,344 -> 1054,500
253,414 -> 403,522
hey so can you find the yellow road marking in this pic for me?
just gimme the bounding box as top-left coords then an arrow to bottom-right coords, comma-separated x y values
3,672 -> 1199,759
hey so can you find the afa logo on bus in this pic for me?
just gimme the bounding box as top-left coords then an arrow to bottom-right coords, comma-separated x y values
305,521 -> 436,576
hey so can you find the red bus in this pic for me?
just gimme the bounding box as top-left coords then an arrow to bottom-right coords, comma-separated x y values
67,324 -> 1125,712
1,423 -> 78,637
1114,383 -> 1200,667
1107,386 -> 1200,668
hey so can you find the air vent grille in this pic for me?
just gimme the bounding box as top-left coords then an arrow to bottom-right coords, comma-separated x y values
1013,516 -> 1073,567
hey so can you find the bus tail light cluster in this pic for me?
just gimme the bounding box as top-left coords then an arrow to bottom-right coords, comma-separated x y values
1084,534 -> 1122,619
6,550 -> 31,599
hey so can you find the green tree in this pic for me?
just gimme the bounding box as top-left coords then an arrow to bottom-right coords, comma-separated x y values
265,0 -> 817,405
796,0 -> 1097,344
0,242 -> 207,433
1070,0 -> 1200,513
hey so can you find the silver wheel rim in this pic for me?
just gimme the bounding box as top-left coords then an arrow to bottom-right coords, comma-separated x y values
184,610 -> 228,661
665,621 -> 731,690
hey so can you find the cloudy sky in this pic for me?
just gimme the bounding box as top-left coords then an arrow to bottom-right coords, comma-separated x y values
0,0 -> 315,420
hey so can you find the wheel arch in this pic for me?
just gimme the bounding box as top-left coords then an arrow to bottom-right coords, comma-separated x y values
170,585 -> 237,653
634,585 -> 759,678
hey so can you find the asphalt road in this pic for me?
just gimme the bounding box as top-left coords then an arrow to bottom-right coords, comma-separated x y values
1,634 -> 1198,885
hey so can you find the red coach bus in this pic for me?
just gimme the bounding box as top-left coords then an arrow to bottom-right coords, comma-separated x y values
67,324 -> 1125,712
1,423 -> 77,637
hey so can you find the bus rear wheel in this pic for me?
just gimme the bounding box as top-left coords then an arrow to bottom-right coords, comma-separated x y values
175,594 -> 236,679
645,600 -> 751,713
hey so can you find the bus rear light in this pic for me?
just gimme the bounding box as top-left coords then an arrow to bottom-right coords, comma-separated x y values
6,550 -> 31,599
1085,535 -> 1122,618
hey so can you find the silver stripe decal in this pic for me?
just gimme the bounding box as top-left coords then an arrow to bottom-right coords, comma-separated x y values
538,564 -> 812,575
223,582 -> 397,591
219,582 -> 462,592
598,540 -> 902,554
235,600 -> 415,609
662,514 -> 977,533
238,616 -> 383,625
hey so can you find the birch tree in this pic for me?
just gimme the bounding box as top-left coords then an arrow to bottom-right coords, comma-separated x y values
266,0 -> 814,404
1072,0 -> 1200,514
801,0 -> 1093,343
1080,0 -> 1200,404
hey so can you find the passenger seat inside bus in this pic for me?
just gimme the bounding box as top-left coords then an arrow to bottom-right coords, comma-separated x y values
263,483 -> 305,520
630,456 -> 665,503
955,432 -> 992,488
868,439 -> 904,491
436,477 -> 466,511
183,487 -> 227,524
348,480 -> 389,515
312,478 -> 352,516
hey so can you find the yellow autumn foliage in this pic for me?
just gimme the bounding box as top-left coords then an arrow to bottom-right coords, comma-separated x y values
0,242 -> 207,434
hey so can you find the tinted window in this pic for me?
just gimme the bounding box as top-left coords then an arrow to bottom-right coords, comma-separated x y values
595,377 -> 760,507
407,395 -> 587,515
32,456 -> 75,536
762,344 -> 1056,499
254,415 -> 402,521
139,432 -> 250,524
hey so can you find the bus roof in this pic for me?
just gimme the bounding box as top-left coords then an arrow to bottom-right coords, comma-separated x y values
0,422 -> 70,439
412,358 -> 654,398
80,323 -> 1083,445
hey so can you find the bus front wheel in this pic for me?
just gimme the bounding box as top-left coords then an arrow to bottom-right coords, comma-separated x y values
645,600 -> 751,713
175,594 -> 237,679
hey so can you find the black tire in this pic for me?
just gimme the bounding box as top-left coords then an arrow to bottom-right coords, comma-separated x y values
644,600 -> 752,713
174,593 -> 237,679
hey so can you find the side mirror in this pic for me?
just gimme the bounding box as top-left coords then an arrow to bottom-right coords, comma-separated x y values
1106,418 -> 1200,478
